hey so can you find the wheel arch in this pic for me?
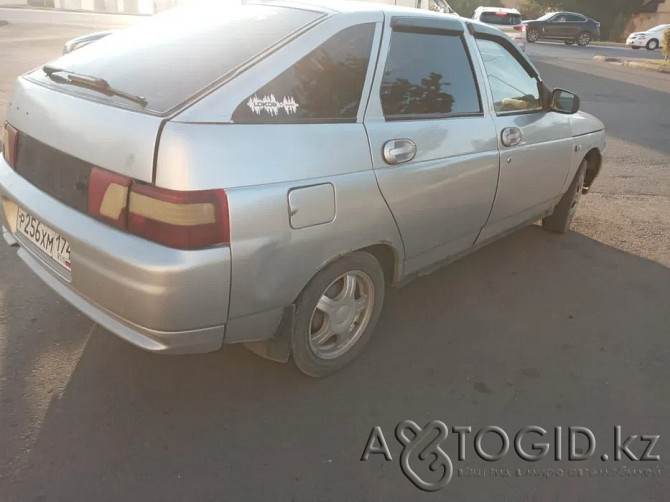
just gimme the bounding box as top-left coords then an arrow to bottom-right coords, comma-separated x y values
582,147 -> 602,193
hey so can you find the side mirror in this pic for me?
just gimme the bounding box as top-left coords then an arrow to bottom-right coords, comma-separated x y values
551,89 -> 580,114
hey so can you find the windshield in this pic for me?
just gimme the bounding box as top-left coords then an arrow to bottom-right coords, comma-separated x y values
27,2 -> 324,114
651,24 -> 669,32
537,12 -> 557,21
480,12 -> 522,26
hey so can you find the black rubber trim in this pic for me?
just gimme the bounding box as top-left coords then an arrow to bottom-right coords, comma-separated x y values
390,16 -> 463,35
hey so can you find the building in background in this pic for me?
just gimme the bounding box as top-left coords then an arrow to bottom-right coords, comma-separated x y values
628,0 -> 670,33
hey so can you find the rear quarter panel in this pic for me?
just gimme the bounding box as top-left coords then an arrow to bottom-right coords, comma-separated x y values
155,122 -> 404,323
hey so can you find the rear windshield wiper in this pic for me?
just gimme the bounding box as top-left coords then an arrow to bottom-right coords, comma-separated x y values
42,65 -> 148,107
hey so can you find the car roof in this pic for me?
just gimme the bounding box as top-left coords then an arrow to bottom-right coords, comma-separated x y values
260,0 -> 457,17
475,6 -> 521,14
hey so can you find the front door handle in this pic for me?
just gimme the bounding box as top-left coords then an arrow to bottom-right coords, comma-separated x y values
501,127 -> 522,147
383,139 -> 417,165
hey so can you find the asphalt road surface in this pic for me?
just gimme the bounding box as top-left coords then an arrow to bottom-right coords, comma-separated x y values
0,18 -> 669,502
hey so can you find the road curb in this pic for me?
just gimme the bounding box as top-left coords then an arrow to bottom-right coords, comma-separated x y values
593,55 -> 670,73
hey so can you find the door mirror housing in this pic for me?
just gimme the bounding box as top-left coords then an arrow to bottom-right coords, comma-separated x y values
551,89 -> 580,114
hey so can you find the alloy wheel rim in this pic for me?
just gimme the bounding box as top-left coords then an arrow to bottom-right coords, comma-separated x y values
308,271 -> 375,360
579,33 -> 590,44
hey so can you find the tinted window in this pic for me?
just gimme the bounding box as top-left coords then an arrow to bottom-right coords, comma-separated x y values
480,13 -> 522,26
565,15 -> 586,22
29,4 -> 323,113
233,24 -> 375,124
476,38 -> 542,114
381,31 -> 481,119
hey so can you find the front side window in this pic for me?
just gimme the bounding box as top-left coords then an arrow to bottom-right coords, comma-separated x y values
565,15 -> 586,23
476,38 -> 543,115
233,24 -> 375,124
380,30 -> 482,120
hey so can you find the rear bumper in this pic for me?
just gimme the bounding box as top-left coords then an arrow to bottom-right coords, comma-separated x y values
0,158 -> 231,354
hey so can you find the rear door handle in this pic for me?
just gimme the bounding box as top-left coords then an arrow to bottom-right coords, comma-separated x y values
383,139 -> 417,165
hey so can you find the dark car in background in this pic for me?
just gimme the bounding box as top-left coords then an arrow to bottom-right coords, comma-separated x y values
525,11 -> 600,46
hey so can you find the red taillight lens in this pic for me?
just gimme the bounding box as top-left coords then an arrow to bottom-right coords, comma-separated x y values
88,167 -> 230,250
2,122 -> 19,169
127,183 -> 229,250
596,23 -> 600,29
88,167 -> 132,229
514,25 -> 526,32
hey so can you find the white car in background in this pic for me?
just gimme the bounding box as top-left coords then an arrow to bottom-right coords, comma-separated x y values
473,6 -> 526,51
626,24 -> 670,50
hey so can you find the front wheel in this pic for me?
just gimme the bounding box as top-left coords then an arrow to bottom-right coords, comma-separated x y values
291,252 -> 385,377
646,39 -> 659,50
564,39 -> 575,45
577,32 -> 592,46
527,28 -> 540,43
542,161 -> 587,234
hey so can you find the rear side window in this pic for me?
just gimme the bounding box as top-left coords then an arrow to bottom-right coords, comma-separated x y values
479,12 -> 523,26
28,4 -> 324,113
380,30 -> 482,120
233,24 -> 375,124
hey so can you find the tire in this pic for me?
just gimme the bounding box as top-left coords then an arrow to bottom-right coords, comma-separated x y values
542,160 -> 587,234
291,252 -> 385,377
527,28 -> 539,43
576,32 -> 591,46
564,40 -> 575,45
646,39 -> 659,50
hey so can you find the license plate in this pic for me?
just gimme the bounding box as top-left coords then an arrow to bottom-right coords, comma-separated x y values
16,208 -> 71,271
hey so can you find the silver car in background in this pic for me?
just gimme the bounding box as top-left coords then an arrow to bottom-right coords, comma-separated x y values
1,0 -> 604,377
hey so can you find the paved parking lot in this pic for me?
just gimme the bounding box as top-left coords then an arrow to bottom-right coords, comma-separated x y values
0,16 -> 669,501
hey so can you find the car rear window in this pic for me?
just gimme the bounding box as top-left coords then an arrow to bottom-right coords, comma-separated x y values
27,3 -> 324,114
479,12 -> 522,26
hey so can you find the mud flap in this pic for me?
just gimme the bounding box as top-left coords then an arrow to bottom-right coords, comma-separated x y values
243,305 -> 294,363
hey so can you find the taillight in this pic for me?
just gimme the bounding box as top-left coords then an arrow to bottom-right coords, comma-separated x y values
88,167 -> 229,250
128,184 -> 229,250
2,122 -> 19,169
88,167 -> 131,229
596,22 -> 600,29
514,25 -> 526,32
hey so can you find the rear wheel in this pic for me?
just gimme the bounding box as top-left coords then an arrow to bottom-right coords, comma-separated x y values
577,32 -> 591,46
564,39 -> 575,45
291,252 -> 385,377
542,160 -> 587,234
646,39 -> 659,50
527,28 -> 539,43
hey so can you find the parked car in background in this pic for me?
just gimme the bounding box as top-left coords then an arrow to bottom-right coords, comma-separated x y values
473,6 -> 526,51
626,24 -> 670,50
524,11 -> 600,46
1,1 -> 605,377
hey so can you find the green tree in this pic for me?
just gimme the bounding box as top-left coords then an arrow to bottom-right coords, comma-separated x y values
523,0 -> 646,41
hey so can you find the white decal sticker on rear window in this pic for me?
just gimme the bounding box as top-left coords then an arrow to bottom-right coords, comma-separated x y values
246,94 -> 299,116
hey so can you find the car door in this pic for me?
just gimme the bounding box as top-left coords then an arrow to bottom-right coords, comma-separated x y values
564,14 -> 587,38
364,17 -> 499,275
542,14 -> 566,38
472,34 -> 574,242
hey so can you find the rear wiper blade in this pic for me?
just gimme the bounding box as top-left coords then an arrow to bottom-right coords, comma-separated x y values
42,65 -> 148,107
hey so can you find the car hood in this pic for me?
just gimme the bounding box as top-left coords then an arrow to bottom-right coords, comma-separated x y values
569,111 -> 604,137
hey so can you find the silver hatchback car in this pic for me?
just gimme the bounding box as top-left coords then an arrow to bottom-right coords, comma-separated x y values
0,0 -> 604,376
